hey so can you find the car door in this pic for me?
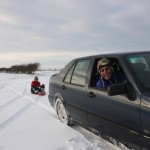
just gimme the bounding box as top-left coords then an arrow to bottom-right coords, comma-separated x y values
61,59 -> 90,125
86,57 -> 141,149
141,93 -> 150,150
126,52 -> 150,149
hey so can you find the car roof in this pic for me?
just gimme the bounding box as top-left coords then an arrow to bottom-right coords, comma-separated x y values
73,50 -> 150,60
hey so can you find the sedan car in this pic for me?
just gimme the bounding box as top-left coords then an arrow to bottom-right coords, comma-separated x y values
48,51 -> 150,150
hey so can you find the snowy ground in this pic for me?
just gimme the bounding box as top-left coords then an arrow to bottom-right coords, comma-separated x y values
0,71 -> 129,150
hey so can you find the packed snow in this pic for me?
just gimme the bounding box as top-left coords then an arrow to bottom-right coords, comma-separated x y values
0,71 -> 129,150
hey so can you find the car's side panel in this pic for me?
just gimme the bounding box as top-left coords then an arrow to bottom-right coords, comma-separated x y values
48,59 -> 77,107
86,56 -> 141,149
141,93 -> 150,149
62,83 -> 88,125
48,52 -> 150,150
86,89 -> 141,149
60,58 -> 91,125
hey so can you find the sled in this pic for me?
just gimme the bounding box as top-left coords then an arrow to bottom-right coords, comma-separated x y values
37,92 -> 47,96
31,86 -> 46,96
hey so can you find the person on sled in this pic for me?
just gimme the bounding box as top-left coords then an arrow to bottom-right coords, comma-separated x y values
31,76 -> 45,94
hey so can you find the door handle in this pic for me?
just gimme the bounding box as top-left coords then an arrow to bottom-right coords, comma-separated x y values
87,92 -> 96,98
62,85 -> 66,89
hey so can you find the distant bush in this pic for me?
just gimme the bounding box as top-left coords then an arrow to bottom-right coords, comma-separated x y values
0,63 -> 40,74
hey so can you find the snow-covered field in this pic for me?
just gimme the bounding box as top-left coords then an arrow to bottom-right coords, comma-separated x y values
0,71 -> 129,150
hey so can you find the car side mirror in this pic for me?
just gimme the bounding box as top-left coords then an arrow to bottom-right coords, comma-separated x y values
126,84 -> 136,101
107,83 -> 136,101
107,83 -> 126,96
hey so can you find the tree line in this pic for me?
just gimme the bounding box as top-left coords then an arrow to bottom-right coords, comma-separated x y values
0,63 -> 40,74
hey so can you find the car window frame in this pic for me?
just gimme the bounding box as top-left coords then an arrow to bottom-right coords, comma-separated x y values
125,53 -> 150,91
88,57 -> 128,91
63,59 -> 91,87
64,63 -> 76,83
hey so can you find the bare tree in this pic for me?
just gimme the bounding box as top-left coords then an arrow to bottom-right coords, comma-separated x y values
0,62 -> 40,74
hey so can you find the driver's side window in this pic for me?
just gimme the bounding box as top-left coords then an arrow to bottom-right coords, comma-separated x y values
90,58 -> 127,90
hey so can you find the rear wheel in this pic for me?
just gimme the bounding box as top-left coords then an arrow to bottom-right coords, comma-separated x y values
55,98 -> 73,126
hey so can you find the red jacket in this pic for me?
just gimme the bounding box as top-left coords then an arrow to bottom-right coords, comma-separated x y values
31,80 -> 41,87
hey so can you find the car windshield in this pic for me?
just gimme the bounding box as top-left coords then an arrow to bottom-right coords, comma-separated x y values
127,52 -> 150,90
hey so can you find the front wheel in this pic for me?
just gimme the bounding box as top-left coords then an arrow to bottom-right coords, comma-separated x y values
55,98 -> 73,126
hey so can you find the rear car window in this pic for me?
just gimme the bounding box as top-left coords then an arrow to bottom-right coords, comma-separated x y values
71,59 -> 90,86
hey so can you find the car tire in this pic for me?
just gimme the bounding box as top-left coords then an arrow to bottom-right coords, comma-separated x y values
55,98 -> 74,126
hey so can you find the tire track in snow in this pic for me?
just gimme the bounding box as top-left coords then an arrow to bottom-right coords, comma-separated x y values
0,82 -> 28,108
0,83 -> 22,108
0,102 -> 33,136
0,95 -> 21,109
0,82 -> 31,108
4,83 -> 56,116
0,83 -> 36,136
0,83 -> 56,137
0,82 -> 54,113
0,85 -> 5,91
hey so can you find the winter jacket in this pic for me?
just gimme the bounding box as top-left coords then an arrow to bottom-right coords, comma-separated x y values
31,80 -> 41,87
96,71 -> 127,89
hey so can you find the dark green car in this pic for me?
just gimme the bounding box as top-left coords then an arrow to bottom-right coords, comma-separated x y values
48,51 -> 150,150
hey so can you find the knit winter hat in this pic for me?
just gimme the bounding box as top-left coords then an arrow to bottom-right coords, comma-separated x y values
97,58 -> 111,70
34,76 -> 38,80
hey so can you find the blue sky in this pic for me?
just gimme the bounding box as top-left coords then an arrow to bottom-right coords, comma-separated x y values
0,0 -> 150,69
